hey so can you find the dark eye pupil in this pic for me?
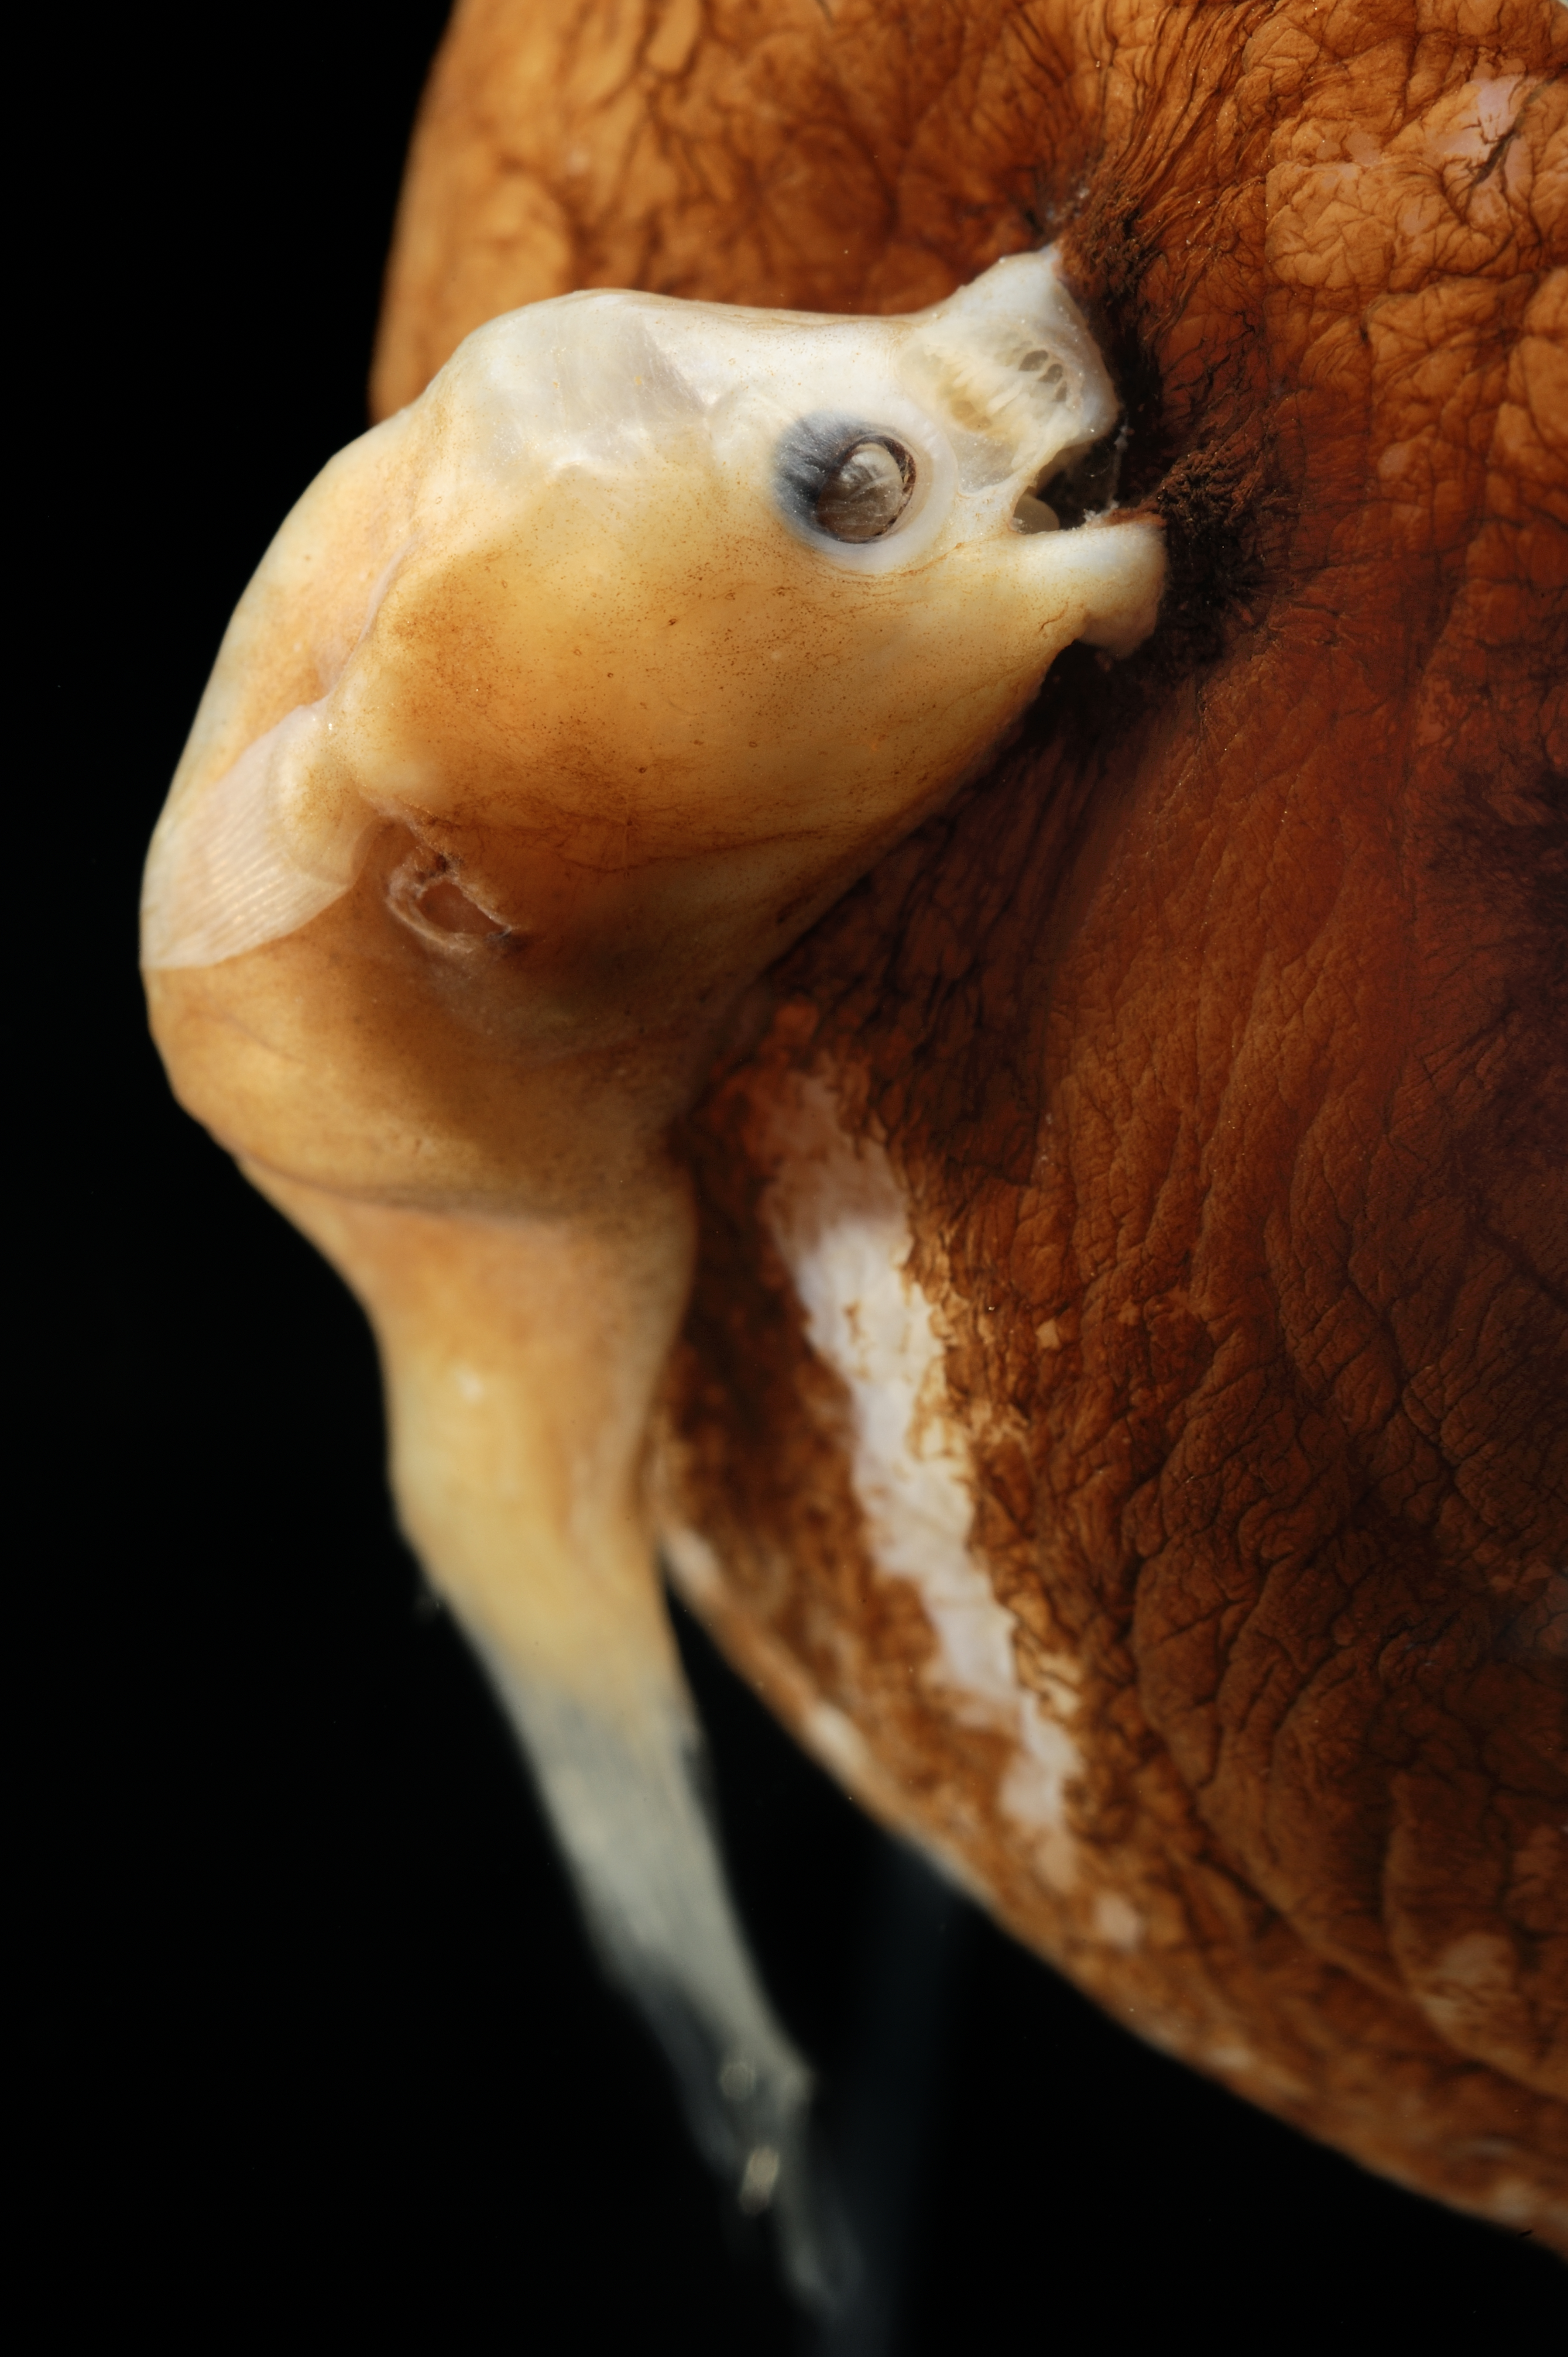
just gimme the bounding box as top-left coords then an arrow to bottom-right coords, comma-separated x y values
814,437 -> 916,541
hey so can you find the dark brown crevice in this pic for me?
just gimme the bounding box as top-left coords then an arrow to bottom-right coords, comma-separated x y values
1056,179 -> 1285,684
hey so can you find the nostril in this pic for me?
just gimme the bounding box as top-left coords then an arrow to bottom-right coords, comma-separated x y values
419,876 -> 504,937
388,849 -> 513,950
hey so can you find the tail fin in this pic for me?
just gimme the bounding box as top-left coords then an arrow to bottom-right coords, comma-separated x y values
248,1168 -> 851,2314
475,1634 -> 851,2315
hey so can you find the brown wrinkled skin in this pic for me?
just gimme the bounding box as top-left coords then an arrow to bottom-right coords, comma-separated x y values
374,0 -> 1568,2245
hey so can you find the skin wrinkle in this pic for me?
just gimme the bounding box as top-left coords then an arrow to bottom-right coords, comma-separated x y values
369,0 -> 1568,2243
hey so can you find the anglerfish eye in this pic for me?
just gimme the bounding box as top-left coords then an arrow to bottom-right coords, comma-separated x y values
775,415 -> 919,545
813,436 -> 916,540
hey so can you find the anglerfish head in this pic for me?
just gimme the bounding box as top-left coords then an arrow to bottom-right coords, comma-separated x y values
142,250 -> 1162,1209
144,251 -> 1161,975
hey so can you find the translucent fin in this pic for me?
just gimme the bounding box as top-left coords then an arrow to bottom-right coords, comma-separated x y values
470,1628 -> 852,2316
140,701 -> 376,969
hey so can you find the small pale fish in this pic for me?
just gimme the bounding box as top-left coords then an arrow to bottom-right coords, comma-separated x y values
142,250 -> 1163,2312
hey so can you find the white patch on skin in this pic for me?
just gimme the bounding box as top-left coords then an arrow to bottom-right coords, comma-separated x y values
1433,1931 -> 1516,1991
1472,76 -> 1527,144
1487,2178 -> 1545,2231
1424,73 -> 1535,176
801,1701 -> 874,1789
1426,74 -> 1528,163
1417,1930 -> 1520,2046
1094,1891 -> 1146,1952
759,1074 -> 1082,1890
661,1518 -> 727,1611
1205,2042 -> 1258,2075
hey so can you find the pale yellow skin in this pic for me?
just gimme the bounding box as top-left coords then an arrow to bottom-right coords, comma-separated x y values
254,1172 -> 694,1716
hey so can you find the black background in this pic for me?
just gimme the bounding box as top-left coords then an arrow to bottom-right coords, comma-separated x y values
32,3 -> 1563,2343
